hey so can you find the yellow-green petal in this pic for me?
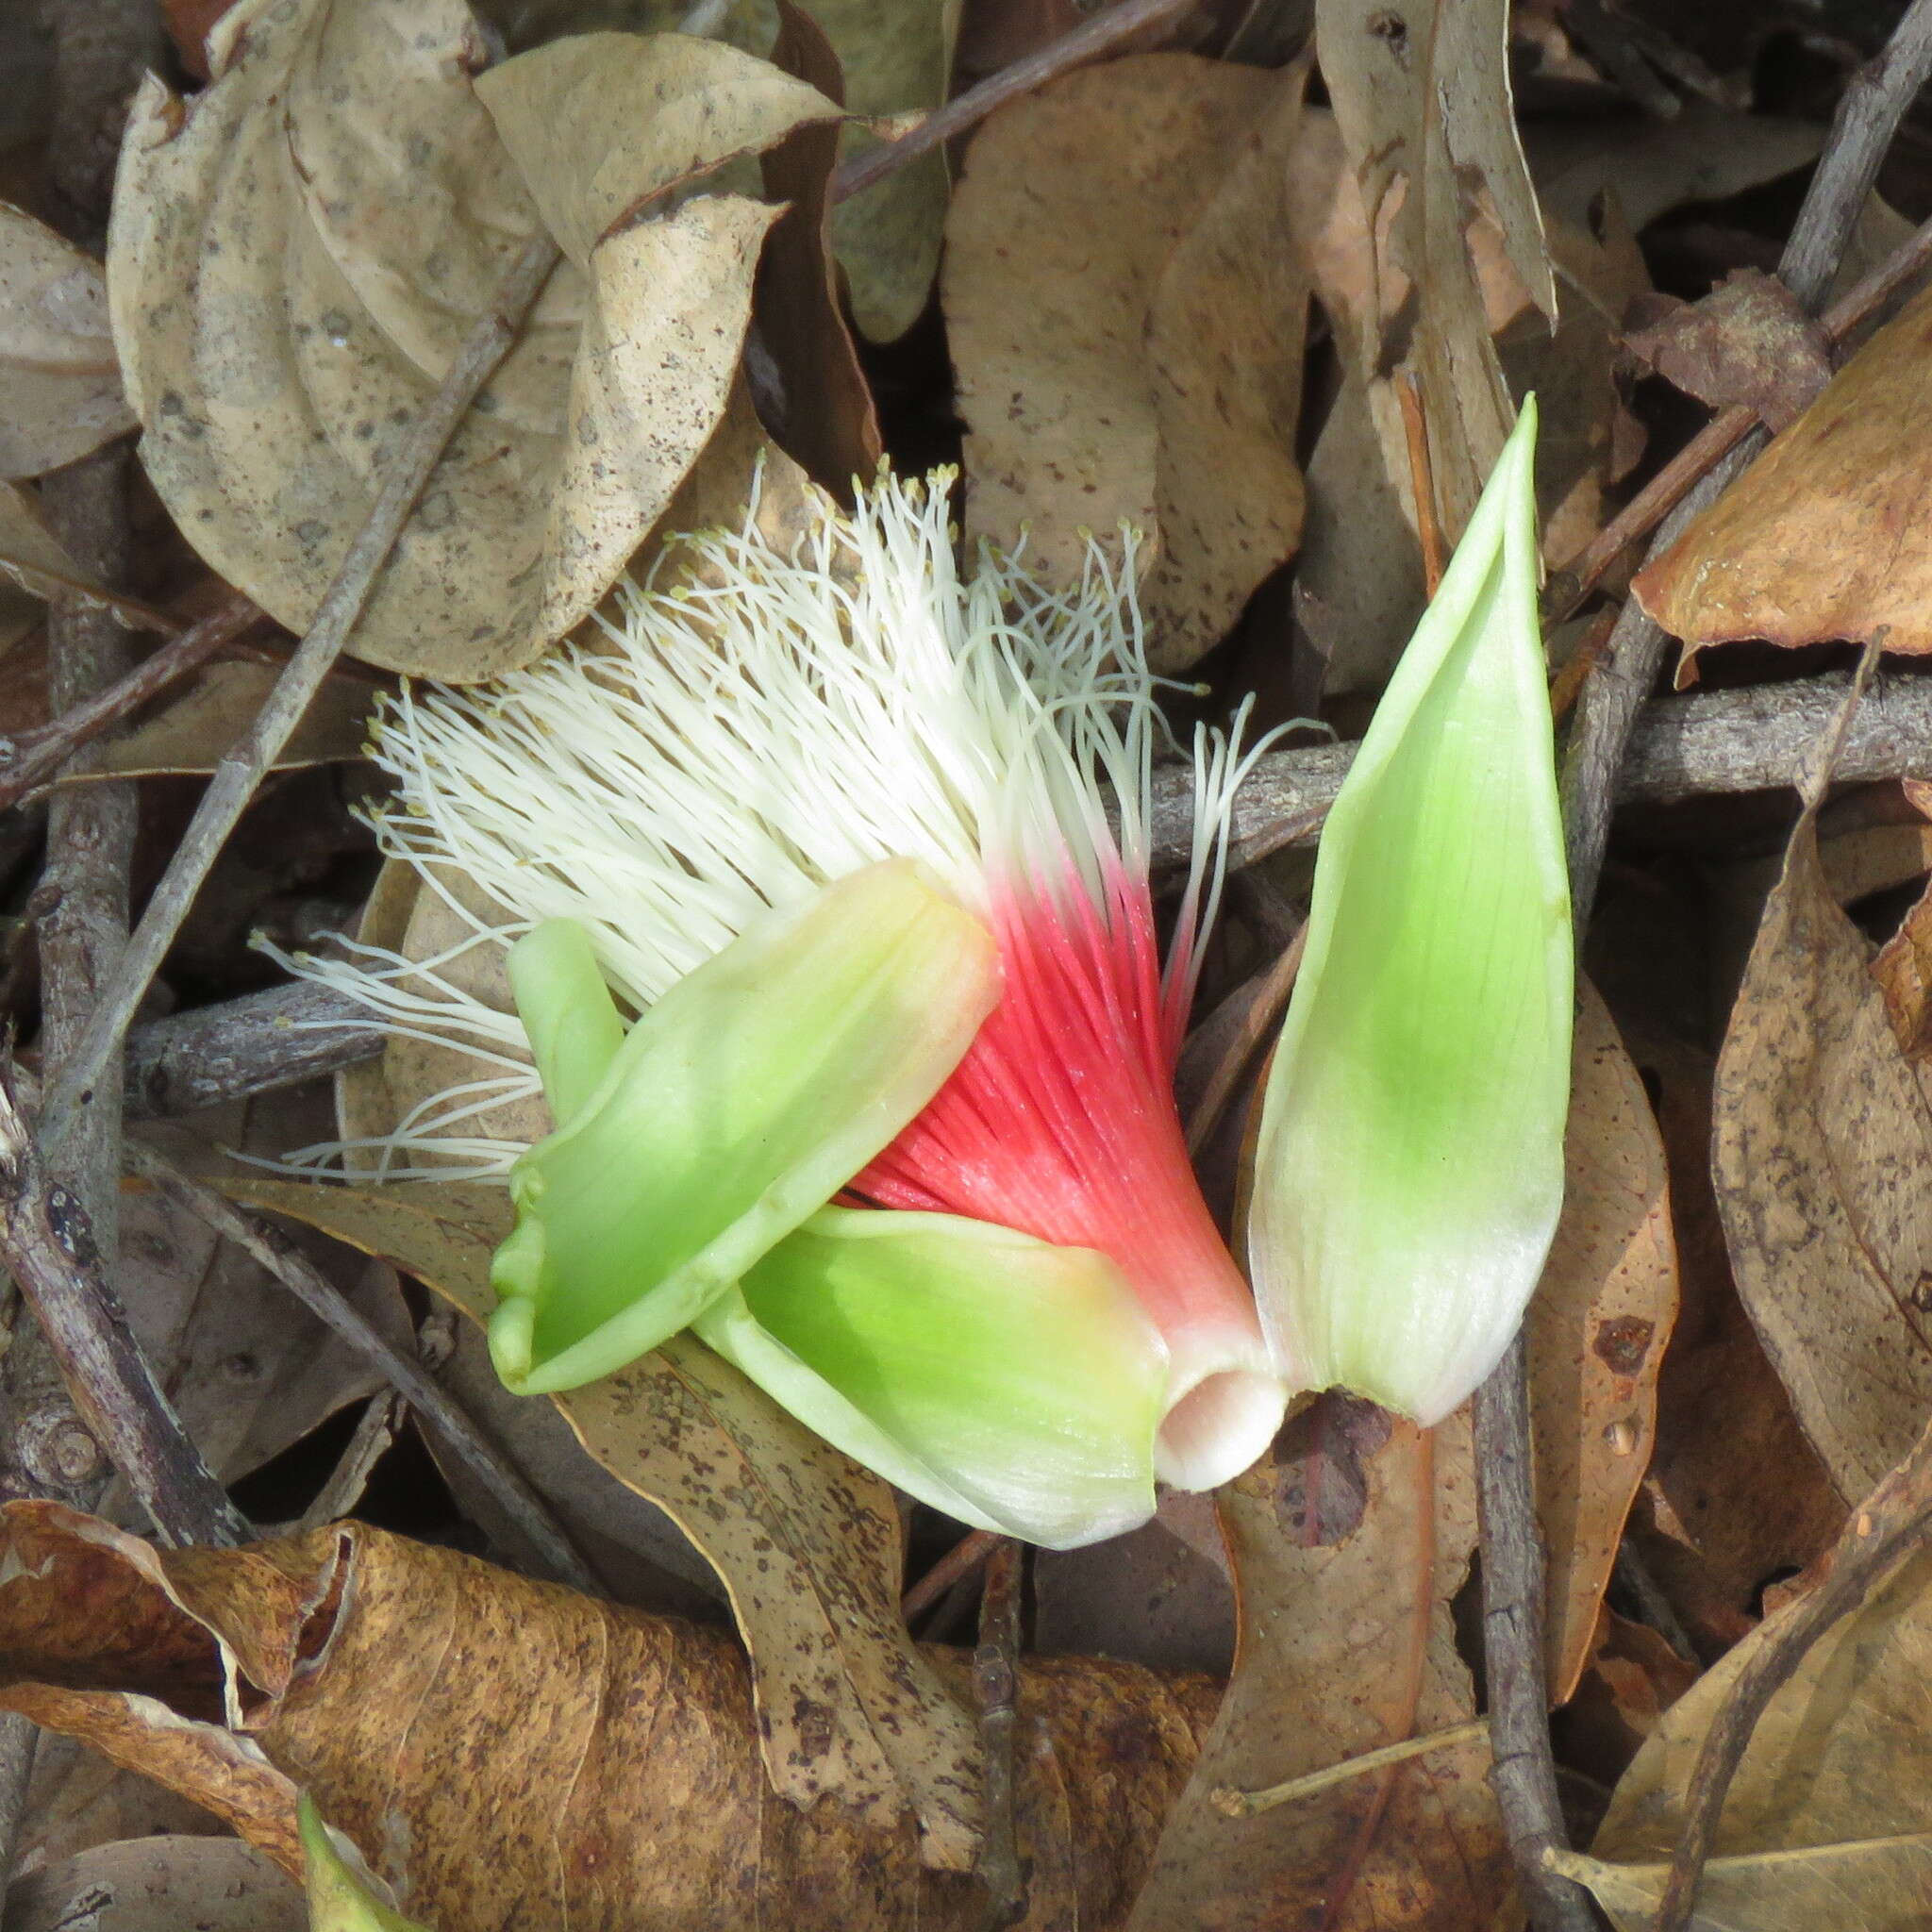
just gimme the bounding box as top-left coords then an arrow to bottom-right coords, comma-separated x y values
490,859 -> 999,1394
300,1793 -> 428,1931
1247,399 -> 1572,1424
694,1206 -> 1168,1550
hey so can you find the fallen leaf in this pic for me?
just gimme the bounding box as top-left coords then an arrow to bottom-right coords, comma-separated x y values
0,203 -> 134,478
0,479 -> 169,632
1711,769 -> 1932,1499
109,0 -> 828,680
944,55 -> 1307,672
217,1174 -> 987,1870
1530,982 -> 1680,1698
1124,1399 -> 1509,1930
1,1834 -> 304,1932
1623,268 -> 1832,431
1874,872 -> 1932,1061
1568,1542 -> 1932,1932
0,1503 -> 1219,1931
1634,279 -> 1932,668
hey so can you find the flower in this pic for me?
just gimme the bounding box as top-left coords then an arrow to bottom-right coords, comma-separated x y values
1246,400 -> 1573,1424
274,469 -> 1287,1546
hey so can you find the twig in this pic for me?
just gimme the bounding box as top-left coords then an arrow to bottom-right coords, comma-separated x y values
0,1056 -> 247,1549
971,1537 -> 1025,1929
38,232 -> 562,1160
1548,209 -> 1932,618
1486,17 -> 1932,1927
121,1139 -> 604,1597
1211,1718 -> 1491,1819
904,1525 -> 1003,1622
1397,375 -> 1448,591
1648,1412 -> 1932,1931
0,593 -> 260,812
829,0 -> 1191,204
122,979 -> 388,1121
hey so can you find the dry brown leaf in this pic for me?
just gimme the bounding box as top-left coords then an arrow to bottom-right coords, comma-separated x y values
2,1835 -> 305,1932
1874,872 -> 1932,1062
1564,1544 -> 1932,1931
217,1174 -> 985,1869
1712,777 -> 1932,1501
0,480 -> 168,633
0,1503 -> 1217,1932
109,0 -> 826,681
1125,1400 -> 1509,1930
1530,982 -> 1679,1699
944,56 -> 1307,673
0,203 -> 134,478
1635,280 -> 1932,669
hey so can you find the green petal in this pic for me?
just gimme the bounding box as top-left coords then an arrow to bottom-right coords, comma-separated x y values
1248,399 -> 1573,1424
506,917 -> 627,1127
300,1793 -> 429,1931
693,1206 -> 1168,1550
490,860 -> 999,1394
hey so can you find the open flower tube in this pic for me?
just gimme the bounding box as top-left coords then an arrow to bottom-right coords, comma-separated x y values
275,471 -> 1287,1547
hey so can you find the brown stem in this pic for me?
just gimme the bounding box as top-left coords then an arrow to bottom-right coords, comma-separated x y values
972,1537 -> 1025,1929
829,0 -> 1191,204
0,1056 -> 247,1549
903,1525 -> 1002,1622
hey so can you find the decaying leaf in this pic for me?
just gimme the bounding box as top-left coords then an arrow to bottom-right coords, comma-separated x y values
1635,279 -> 1932,668
1125,1401 -> 1509,1931
0,203 -> 134,478
1568,1544 -> 1932,1932
1712,766 -> 1932,1499
219,1174 -> 986,1869
109,0 -> 832,680
0,478 -> 170,632
944,56 -> 1308,673
1530,982 -> 1679,1698
0,1503 -> 1217,1931
2,1835 -> 305,1932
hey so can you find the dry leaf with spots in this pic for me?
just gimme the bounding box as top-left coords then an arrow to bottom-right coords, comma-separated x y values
0,203 -> 133,478
945,55 -> 1308,673
1635,279 -> 1932,669
1126,1400 -> 1509,1932
0,1502 -> 1216,1931
109,0 -> 833,680
1559,1544 -> 1932,1931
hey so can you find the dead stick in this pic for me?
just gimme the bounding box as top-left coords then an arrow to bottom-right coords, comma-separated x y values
121,1141 -> 605,1598
0,1057 -> 247,1548
904,1525 -> 1002,1622
829,0 -> 1190,204
38,232 -> 562,1159
0,592 -> 260,812
971,1537 -> 1025,1929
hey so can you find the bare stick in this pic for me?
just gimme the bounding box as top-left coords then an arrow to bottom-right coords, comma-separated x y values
1213,1718 -> 1491,1819
1651,1415 -> 1932,1931
829,0 -> 1190,204
0,593 -> 260,811
0,1057 -> 247,1548
903,1525 -> 1002,1622
971,1537 -> 1025,1929
38,231 -> 562,1160
121,1140 -> 604,1597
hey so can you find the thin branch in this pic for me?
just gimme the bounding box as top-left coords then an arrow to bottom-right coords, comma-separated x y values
1649,1413 -> 1932,1932
1212,1718 -> 1491,1819
904,1525 -> 1002,1622
971,1537 -> 1025,1930
38,231 -> 562,1161
0,592 -> 261,812
0,1056 -> 247,1549
829,0 -> 1191,204
121,1140 -> 605,1598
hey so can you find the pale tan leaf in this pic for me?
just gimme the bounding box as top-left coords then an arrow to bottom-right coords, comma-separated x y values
0,480 -> 169,634
0,1835 -> 304,1932
0,203 -> 133,478
108,0 -> 807,681
1578,1544 -> 1932,1932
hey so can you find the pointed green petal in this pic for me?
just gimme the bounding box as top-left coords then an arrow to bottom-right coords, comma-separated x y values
693,1207 -> 1168,1550
506,918 -> 627,1127
490,860 -> 999,1394
1248,399 -> 1572,1424
300,1794 -> 429,1931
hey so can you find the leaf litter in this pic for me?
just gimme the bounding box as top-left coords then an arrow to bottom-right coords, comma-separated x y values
8,1 -> 1932,1929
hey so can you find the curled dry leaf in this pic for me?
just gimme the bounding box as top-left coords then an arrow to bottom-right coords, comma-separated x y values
1125,1399 -> 1509,1932
1711,774 -> 1932,1500
1635,280 -> 1932,670
2,1835 -> 305,1932
944,55 -> 1309,674
219,1173 -> 987,1870
1530,982 -> 1679,1699
0,204 -> 134,479
0,1502 -> 1218,1932
109,0 -> 832,680
1562,1544 -> 1932,1932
